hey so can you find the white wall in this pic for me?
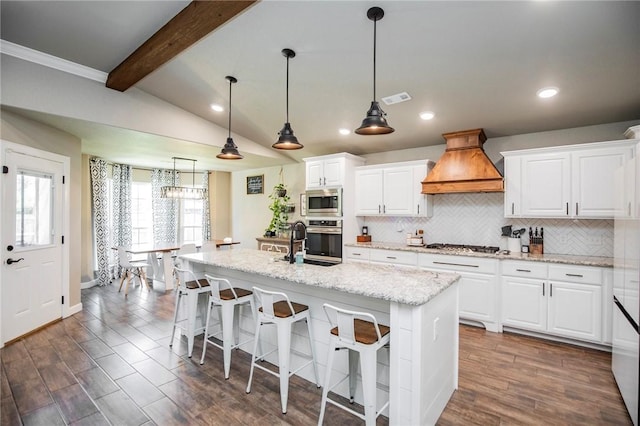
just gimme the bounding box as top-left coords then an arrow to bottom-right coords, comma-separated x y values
231,163 -> 306,249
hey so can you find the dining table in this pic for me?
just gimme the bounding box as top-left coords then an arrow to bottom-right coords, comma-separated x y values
114,243 -> 180,291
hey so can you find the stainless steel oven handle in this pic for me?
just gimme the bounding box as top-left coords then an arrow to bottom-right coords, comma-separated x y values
307,228 -> 342,234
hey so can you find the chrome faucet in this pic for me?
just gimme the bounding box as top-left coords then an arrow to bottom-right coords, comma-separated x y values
289,220 -> 307,263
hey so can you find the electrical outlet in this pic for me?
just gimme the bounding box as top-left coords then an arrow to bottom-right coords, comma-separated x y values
586,235 -> 602,245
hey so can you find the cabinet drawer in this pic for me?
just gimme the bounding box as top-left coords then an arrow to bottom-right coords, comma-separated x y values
548,264 -> 602,284
501,260 -> 548,279
344,246 -> 370,262
419,254 -> 498,274
369,249 -> 417,266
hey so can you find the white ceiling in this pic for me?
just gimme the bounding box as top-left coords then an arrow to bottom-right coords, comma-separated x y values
1,1 -> 639,172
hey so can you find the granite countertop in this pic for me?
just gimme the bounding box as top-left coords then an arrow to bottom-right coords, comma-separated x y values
180,249 -> 460,306
345,241 -> 613,268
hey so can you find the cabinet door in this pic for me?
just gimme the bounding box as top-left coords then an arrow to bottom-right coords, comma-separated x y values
383,167 -> 413,215
501,277 -> 547,331
306,160 -> 324,189
504,156 -> 522,217
322,158 -> 344,187
521,152 -> 571,217
547,281 -> 602,342
413,165 -> 432,217
355,169 -> 383,215
459,273 -> 497,324
572,147 -> 631,218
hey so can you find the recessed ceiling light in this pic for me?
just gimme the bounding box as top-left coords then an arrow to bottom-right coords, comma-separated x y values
536,87 -> 559,99
210,104 -> 224,112
339,128 -> 350,135
419,111 -> 435,120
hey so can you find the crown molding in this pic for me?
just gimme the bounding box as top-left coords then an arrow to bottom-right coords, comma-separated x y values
0,39 -> 107,84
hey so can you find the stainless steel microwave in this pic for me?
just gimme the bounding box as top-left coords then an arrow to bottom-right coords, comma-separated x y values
305,188 -> 342,217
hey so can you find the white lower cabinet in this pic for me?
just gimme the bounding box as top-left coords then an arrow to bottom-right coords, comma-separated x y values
344,246 -> 370,263
345,246 -> 611,345
369,248 -> 417,266
501,261 -> 604,343
419,254 -> 500,332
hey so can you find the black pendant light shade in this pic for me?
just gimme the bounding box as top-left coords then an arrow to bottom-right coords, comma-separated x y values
355,6 -> 394,135
217,75 -> 243,160
273,48 -> 303,150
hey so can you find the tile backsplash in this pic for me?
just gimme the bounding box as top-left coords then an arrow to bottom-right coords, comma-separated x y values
361,192 -> 613,257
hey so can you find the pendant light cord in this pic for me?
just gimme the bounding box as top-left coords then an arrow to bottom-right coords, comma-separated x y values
373,15 -> 377,102
228,78 -> 232,139
286,54 -> 290,123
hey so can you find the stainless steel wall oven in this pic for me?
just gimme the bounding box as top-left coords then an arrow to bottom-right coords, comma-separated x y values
305,219 -> 342,264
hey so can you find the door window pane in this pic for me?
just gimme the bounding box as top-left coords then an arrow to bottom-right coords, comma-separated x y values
16,171 -> 53,246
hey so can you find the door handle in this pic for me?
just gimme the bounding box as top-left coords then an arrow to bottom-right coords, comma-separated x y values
6,258 -> 24,265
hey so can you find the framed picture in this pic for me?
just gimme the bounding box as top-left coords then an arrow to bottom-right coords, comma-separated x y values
246,175 -> 264,194
300,193 -> 307,216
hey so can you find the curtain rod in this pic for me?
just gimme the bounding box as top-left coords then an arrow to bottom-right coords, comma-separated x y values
90,157 -> 210,173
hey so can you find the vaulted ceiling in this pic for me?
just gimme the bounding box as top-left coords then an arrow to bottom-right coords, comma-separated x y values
2,1 -> 639,171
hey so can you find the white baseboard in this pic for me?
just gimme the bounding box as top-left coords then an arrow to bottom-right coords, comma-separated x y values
81,278 -> 99,289
65,302 -> 83,317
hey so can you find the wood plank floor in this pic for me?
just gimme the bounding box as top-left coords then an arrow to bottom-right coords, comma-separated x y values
1,281 -> 632,425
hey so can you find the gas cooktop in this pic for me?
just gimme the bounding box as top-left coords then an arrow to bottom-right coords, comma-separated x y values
425,243 -> 500,254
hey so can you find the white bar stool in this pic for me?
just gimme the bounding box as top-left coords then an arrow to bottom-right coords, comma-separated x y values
246,287 -> 320,414
318,303 -> 391,426
199,275 -> 255,379
170,267 -> 210,358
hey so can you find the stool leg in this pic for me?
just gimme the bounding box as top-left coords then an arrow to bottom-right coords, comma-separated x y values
348,349 -> 359,403
305,317 -> 320,387
221,301 -> 235,379
276,320 -> 293,414
199,297 -> 214,365
246,318 -> 262,394
360,349 -> 378,426
186,293 -> 198,358
318,339 -> 337,426
170,290 -> 182,347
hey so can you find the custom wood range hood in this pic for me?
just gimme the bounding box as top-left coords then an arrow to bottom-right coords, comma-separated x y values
421,128 -> 504,194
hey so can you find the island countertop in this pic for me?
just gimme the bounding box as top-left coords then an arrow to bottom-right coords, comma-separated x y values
180,248 -> 459,306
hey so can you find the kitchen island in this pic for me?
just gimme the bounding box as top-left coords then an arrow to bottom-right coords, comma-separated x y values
180,248 -> 460,425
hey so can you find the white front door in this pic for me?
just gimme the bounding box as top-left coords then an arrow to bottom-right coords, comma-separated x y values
2,145 -> 65,343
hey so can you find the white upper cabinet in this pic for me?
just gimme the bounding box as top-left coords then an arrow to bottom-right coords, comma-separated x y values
503,140 -> 636,219
305,157 -> 343,189
355,160 -> 433,217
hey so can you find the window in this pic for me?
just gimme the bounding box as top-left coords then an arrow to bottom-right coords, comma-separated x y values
180,198 -> 203,244
131,182 -> 153,245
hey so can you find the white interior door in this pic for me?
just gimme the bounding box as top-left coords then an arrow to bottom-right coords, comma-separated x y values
2,147 -> 64,343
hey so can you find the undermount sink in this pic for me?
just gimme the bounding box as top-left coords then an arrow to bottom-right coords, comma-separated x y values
282,256 -> 340,267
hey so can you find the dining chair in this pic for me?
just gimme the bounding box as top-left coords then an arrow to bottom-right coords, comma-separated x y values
117,246 -> 150,296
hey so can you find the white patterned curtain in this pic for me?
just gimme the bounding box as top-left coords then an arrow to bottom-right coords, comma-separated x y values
89,158 -> 110,286
112,164 -> 132,276
202,171 -> 211,241
151,169 -> 179,244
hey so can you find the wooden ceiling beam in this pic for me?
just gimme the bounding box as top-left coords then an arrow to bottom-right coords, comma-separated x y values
106,0 -> 257,92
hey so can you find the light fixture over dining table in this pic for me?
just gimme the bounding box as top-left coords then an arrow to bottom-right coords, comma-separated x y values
160,157 -> 207,200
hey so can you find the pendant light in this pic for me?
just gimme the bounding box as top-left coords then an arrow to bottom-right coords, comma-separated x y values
217,75 -> 243,160
160,157 -> 207,199
355,6 -> 394,135
272,48 -> 303,150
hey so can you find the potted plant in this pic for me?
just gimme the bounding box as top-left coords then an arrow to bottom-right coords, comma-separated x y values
265,183 -> 290,237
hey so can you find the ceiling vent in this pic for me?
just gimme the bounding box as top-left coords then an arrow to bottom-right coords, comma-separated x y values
382,92 -> 411,105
